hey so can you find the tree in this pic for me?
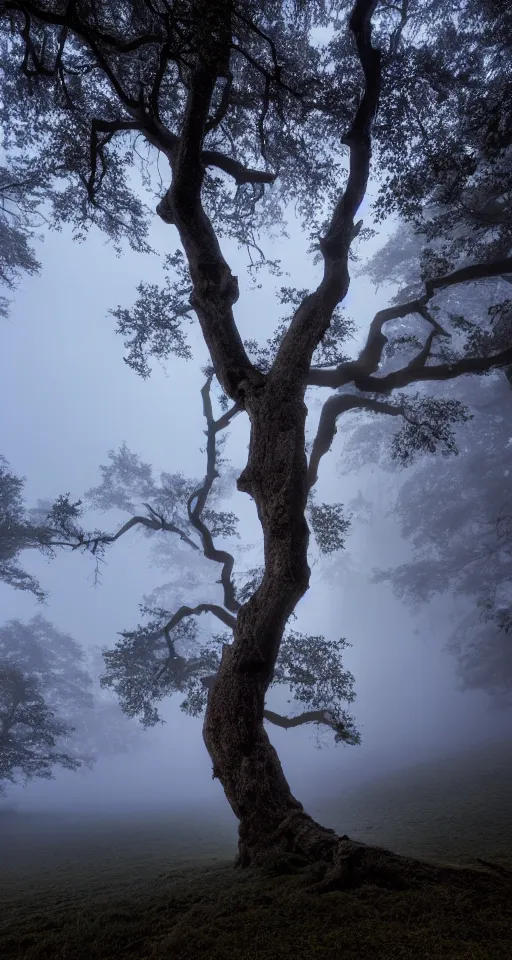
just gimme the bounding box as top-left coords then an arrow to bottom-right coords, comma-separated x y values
0,455 -> 52,600
0,616 -> 92,795
351,201 -> 512,706
0,459 -> 147,796
0,662 -> 82,796
0,453 -> 103,600
0,615 -> 145,796
350,325 -> 512,707
0,160 -> 45,318
1,0 -> 512,884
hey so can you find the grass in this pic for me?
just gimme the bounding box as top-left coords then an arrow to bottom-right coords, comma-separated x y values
1,737 -> 511,959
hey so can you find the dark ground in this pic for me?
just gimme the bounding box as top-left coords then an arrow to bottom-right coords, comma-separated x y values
1,737 -> 511,959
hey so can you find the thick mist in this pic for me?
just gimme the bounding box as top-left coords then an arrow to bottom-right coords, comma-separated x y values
1,200 -> 509,822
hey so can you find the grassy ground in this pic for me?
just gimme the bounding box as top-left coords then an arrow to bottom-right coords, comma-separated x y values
1,738 -> 511,959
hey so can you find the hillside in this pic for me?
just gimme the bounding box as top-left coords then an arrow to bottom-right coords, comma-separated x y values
1,737 -> 511,959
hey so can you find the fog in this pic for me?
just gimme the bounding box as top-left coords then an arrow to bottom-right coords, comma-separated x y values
1,196 -> 509,821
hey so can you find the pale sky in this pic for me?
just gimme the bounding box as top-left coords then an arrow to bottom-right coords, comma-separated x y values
1,182 -> 508,815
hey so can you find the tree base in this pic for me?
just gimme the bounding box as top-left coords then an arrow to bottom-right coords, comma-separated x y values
236,808 -> 510,893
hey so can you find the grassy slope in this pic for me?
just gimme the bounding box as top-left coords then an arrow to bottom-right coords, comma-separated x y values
1,737 -> 511,960
310,736 -> 512,864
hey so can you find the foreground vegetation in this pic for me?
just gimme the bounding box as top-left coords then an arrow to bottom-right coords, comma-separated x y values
2,855 -> 512,960
1,740 -> 511,959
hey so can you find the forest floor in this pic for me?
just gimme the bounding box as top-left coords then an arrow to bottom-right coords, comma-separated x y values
1,738 -> 511,959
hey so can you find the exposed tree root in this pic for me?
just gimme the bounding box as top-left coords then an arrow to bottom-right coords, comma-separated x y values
308,838 -> 459,893
239,809 -> 512,894
474,857 -> 512,878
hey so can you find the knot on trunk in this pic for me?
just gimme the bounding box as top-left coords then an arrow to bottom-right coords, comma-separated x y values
156,191 -> 174,224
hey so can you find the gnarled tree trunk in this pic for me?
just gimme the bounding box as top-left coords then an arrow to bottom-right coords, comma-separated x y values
202,377 -> 341,867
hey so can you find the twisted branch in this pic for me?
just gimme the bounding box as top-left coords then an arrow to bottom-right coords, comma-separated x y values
48,512 -> 200,554
154,602 -> 236,682
361,344 -> 512,393
307,394 -> 403,490
270,0 -> 381,382
308,256 -> 512,389
262,707 -> 349,738
186,377 -> 241,613
162,602 -> 236,641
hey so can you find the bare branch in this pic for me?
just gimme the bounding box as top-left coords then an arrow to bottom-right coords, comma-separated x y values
201,150 -> 276,185
166,56 -> 260,399
156,148 -> 275,221
307,393 -> 403,490
194,696 -> 356,739
308,255 -> 512,389
416,305 -> 450,338
270,0 -> 381,384
263,707 -> 348,738
388,0 -> 410,55
10,0 -> 164,54
49,512 -> 200,554
163,602 -> 236,635
204,72 -> 233,133
401,329 -> 436,374
186,377 -> 241,613
154,602 -> 234,682
425,257 -> 512,297
86,118 -> 140,201
359,344 -> 512,393
232,10 -> 280,74
214,400 -> 242,432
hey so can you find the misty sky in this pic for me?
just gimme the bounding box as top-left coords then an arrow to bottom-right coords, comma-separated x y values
1,182 -> 508,816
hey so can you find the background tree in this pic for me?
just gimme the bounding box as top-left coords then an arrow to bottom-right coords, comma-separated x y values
0,452 -> 112,599
380,372 -> 512,709
0,160 -> 45,318
345,218 -> 512,708
0,616 -> 145,797
0,455 -> 54,601
0,616 -> 92,796
1,0 -> 511,885
0,662 -> 81,797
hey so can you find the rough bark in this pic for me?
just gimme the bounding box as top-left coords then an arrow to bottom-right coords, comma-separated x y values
202,377 -> 314,867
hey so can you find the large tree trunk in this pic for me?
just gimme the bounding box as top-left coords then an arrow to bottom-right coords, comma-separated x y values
203,640 -> 339,868
202,375 -> 328,867
202,626 -> 504,893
